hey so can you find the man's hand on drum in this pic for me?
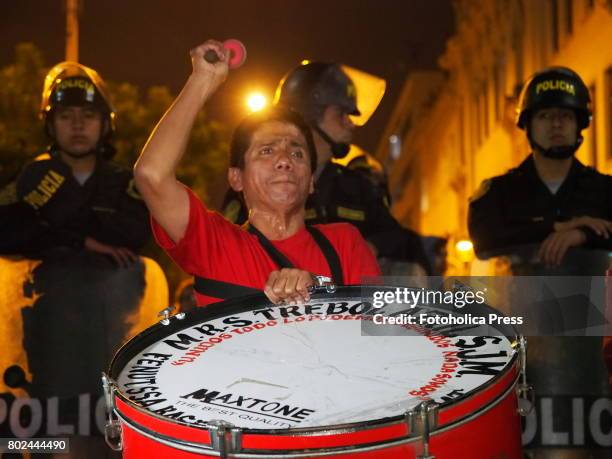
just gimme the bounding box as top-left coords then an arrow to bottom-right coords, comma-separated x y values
189,39 -> 229,97
264,268 -> 314,305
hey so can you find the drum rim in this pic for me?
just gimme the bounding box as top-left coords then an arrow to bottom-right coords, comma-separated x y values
108,285 -> 520,436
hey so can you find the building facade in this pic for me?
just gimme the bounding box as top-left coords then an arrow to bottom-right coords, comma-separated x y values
377,0 -> 612,273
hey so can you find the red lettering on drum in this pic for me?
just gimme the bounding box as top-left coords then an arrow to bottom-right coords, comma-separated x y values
441,351 -> 459,373
171,320 -> 281,366
170,333 -> 234,366
400,323 -> 454,348
283,314 -> 368,324
408,350 -> 459,397
232,320 -> 278,334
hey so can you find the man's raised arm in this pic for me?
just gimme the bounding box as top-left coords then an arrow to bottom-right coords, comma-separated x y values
134,40 -> 229,243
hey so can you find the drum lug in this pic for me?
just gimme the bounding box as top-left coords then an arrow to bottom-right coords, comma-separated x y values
208,420 -> 242,458
309,275 -> 336,294
517,382 -> 535,416
101,373 -> 123,451
158,305 -> 186,325
104,419 -> 123,451
516,335 -> 534,416
406,400 -> 438,459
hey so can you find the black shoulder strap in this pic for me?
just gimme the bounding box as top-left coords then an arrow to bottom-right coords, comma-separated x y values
306,226 -> 344,286
247,224 -> 294,269
193,224 -> 295,301
193,277 -> 261,299
193,224 -> 345,301
250,223 -> 344,285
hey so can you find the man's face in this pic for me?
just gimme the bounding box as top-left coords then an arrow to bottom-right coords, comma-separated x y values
51,105 -> 104,156
530,107 -> 578,151
318,105 -> 355,144
229,121 -> 314,213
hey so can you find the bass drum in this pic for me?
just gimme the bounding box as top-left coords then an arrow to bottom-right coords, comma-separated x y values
105,285 -> 524,458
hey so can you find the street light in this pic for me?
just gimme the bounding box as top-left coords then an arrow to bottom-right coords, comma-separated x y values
455,239 -> 474,263
247,92 -> 267,112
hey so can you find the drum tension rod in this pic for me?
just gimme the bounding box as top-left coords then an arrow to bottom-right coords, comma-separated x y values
406,400 -> 438,459
309,275 -> 336,294
158,305 -> 186,325
208,420 -> 242,458
101,373 -> 123,451
516,335 -> 534,416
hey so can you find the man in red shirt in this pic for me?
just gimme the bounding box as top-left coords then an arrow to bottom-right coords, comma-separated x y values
134,39 -> 380,306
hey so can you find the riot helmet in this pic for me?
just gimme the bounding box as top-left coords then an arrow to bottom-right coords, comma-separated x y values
516,66 -> 591,159
275,62 -> 385,159
275,62 -> 359,123
41,62 -> 116,159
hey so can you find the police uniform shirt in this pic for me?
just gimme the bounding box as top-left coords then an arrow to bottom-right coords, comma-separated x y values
0,153 -> 150,255
468,155 -> 612,258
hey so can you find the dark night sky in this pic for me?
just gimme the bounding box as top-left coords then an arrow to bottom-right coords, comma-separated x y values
1,0 -> 454,152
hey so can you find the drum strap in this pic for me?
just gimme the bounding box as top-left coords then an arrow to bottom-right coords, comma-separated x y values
304,226 -> 344,285
193,277 -> 261,299
246,224 -> 344,285
246,223 -> 294,269
193,224 -> 344,300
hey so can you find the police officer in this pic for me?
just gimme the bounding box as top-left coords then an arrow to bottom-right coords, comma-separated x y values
0,62 -> 150,265
223,62 -> 431,274
468,66 -> 612,266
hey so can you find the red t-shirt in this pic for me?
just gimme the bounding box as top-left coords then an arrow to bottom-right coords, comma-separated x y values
152,188 -> 381,306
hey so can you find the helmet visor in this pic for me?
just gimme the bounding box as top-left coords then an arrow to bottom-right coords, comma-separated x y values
341,65 -> 386,126
41,62 -> 115,114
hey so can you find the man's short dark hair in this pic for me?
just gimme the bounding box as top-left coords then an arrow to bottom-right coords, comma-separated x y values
229,106 -> 317,171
